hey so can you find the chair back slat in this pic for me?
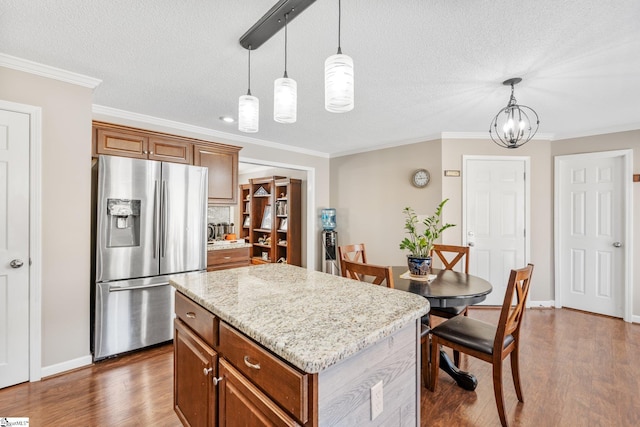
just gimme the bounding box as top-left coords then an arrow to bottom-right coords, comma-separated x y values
430,244 -> 469,273
342,259 -> 394,288
338,244 -> 367,277
494,264 -> 534,355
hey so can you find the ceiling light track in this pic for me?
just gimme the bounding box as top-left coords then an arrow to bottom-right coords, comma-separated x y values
239,0 -> 317,50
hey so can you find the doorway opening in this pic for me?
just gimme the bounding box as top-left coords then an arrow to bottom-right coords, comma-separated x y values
238,158 -> 315,270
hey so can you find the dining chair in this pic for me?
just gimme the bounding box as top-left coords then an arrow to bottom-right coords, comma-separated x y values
428,263 -> 534,427
338,243 -> 367,276
428,244 -> 471,366
341,259 -> 394,288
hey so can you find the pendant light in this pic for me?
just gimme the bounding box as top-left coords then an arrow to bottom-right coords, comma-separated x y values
274,12 -> 297,123
489,77 -> 540,148
238,46 -> 259,133
325,0 -> 354,113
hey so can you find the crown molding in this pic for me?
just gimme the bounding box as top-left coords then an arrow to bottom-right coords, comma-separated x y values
440,131 -> 555,141
92,105 -> 329,158
0,53 -> 101,89
553,123 -> 640,141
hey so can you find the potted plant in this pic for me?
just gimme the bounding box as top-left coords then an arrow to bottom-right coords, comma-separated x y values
400,199 -> 455,276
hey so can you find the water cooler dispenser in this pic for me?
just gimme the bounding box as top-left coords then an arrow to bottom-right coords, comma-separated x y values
321,208 -> 339,275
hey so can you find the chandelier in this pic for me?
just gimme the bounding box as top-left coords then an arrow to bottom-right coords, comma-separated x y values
489,77 -> 540,149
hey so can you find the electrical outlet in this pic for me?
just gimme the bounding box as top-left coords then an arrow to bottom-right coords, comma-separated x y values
371,380 -> 383,420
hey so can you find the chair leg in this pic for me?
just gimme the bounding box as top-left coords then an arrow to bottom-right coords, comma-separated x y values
492,358 -> 508,427
428,336 -> 440,392
510,346 -> 524,402
453,350 -> 461,367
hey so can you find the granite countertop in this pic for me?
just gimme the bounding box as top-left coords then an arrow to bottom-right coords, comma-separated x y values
170,263 -> 429,374
207,241 -> 252,251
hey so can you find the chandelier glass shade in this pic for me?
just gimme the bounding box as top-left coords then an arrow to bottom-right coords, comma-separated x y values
325,0 -> 354,113
238,93 -> 259,133
273,12 -> 297,123
274,76 -> 297,123
489,77 -> 539,148
325,51 -> 354,112
238,46 -> 259,133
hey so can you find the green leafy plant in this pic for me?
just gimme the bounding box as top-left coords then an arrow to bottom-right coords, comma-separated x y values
399,199 -> 455,257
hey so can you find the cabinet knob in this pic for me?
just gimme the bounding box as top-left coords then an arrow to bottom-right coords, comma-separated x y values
203,367 -> 212,376
149,151 -> 153,155
186,312 -> 196,319
212,376 -> 223,386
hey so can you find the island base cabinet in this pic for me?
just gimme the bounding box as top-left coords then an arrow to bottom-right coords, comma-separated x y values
174,319 -> 217,427
218,359 -> 298,427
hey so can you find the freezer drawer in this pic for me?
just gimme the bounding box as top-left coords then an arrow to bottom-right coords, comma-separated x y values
93,276 -> 175,360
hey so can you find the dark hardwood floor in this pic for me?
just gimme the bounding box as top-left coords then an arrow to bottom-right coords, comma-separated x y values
1,308 -> 638,426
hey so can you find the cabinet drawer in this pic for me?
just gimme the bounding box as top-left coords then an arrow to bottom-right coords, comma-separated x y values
175,292 -> 217,347
219,322 -> 309,424
207,247 -> 250,268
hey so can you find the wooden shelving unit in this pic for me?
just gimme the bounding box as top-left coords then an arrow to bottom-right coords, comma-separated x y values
241,176 -> 301,266
239,184 -> 251,241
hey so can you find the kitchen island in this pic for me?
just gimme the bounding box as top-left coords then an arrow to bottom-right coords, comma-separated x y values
170,263 -> 429,426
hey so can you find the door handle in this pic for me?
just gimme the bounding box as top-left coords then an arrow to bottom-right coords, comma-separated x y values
468,242 -> 475,247
10,259 -> 24,268
613,242 -> 622,248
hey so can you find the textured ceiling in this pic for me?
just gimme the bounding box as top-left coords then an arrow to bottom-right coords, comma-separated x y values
2,0 -> 640,156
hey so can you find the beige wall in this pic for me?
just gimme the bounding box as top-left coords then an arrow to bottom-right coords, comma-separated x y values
329,139 -> 443,266
552,130 -> 640,316
1,67 -> 94,368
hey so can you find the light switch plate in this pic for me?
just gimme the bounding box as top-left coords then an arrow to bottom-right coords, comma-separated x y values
371,380 -> 383,420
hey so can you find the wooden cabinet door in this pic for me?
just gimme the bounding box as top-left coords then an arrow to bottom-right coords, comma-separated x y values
218,359 -> 298,427
149,137 -> 193,164
95,128 -> 148,159
194,145 -> 238,204
175,319 -> 217,427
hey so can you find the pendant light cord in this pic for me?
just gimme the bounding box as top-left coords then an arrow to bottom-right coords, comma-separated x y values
337,0 -> 342,54
283,13 -> 289,78
247,45 -> 252,96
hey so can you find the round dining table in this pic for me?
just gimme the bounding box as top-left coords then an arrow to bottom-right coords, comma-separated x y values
392,266 -> 493,391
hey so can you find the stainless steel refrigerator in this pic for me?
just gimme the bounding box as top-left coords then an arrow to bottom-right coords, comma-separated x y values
92,155 -> 208,360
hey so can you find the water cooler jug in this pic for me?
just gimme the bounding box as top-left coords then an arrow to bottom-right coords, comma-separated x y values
321,208 -> 339,275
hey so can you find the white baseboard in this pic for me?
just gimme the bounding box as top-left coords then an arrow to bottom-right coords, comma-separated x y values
632,314 -> 640,324
528,300 -> 555,308
40,354 -> 93,379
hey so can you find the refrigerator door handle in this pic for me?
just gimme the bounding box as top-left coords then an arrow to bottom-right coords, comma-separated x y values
153,180 -> 159,258
108,282 -> 169,292
162,180 -> 168,258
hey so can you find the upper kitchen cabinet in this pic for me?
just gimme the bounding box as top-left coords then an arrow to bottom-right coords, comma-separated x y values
92,122 -> 241,204
94,126 -> 149,160
148,137 -> 193,164
193,144 -> 239,205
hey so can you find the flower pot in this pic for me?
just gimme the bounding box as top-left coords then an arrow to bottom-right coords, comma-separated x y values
407,255 -> 432,277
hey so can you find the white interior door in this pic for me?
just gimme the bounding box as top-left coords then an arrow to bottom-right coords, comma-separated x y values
463,156 -> 528,306
555,151 -> 628,318
0,108 -> 30,388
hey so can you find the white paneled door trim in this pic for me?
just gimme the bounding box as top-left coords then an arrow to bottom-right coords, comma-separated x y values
0,99 -> 42,382
554,150 -> 633,323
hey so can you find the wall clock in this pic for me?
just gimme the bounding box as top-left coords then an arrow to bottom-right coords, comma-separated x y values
411,169 -> 430,188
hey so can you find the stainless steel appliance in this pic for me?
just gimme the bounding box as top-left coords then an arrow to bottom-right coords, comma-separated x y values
92,155 -> 208,360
